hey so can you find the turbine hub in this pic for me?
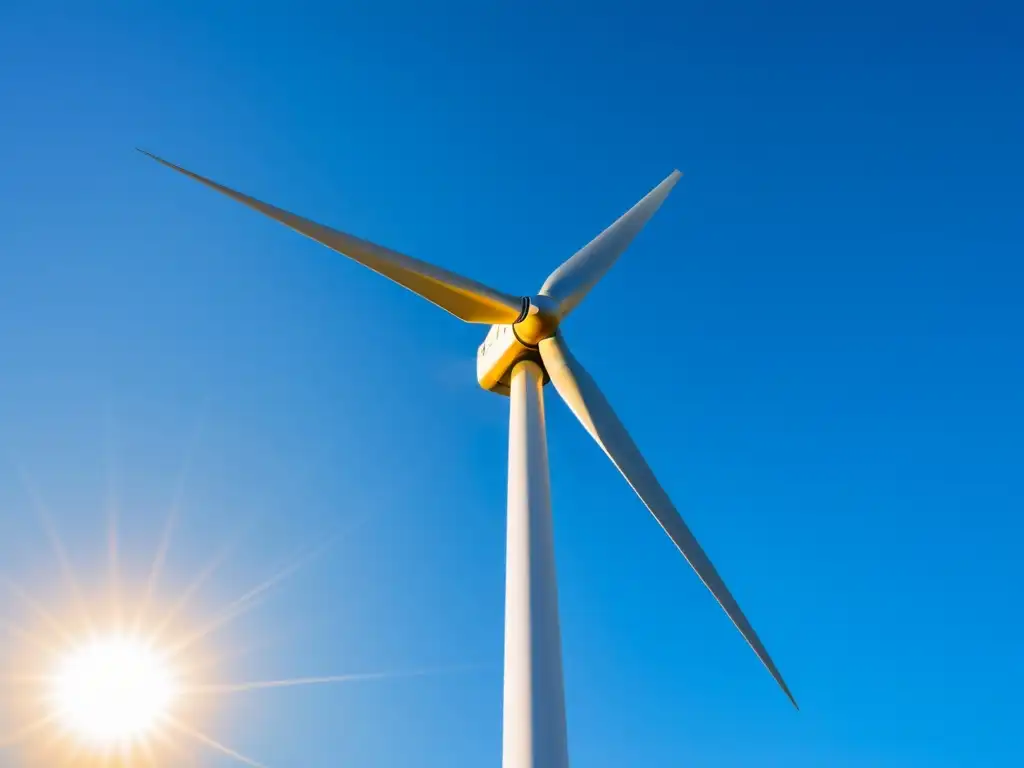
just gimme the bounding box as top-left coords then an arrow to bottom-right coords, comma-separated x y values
513,294 -> 561,346
476,295 -> 560,395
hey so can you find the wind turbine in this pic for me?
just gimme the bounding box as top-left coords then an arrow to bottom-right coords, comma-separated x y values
140,150 -> 796,767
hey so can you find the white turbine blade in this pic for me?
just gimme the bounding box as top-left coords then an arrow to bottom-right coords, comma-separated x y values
539,170 -> 681,318
139,150 -> 524,325
538,334 -> 797,708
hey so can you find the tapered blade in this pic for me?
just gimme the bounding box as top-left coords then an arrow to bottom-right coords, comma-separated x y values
139,150 -> 524,325
538,334 -> 797,708
539,170 -> 681,318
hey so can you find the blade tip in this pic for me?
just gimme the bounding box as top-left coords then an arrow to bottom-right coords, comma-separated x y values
136,149 -> 190,177
779,681 -> 799,710
661,169 -> 683,191
136,148 -> 165,165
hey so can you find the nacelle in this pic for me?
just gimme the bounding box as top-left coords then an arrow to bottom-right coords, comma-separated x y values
476,324 -> 546,395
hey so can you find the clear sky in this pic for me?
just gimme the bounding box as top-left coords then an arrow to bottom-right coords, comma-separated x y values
1,1 -> 1022,766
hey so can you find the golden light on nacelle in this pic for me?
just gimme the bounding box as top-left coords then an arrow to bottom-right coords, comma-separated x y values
49,635 -> 177,748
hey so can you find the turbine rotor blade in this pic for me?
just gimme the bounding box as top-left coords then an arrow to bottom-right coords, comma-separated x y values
139,150 -> 524,325
538,334 -> 797,708
539,170 -> 681,318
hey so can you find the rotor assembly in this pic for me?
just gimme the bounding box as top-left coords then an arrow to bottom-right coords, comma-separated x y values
142,151 -> 797,768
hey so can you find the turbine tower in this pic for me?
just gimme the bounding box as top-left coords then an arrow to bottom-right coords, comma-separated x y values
141,151 -> 797,767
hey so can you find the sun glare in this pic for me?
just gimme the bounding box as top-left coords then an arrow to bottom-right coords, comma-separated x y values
49,636 -> 177,747
2,463 -> 395,766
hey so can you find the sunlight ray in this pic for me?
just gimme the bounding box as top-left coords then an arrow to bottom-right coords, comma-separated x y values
1,576 -> 76,647
1,632 -> 53,663
35,732 -> 70,765
2,673 -> 51,687
189,667 -> 457,695
148,541 -> 235,644
1,616 -> 65,660
138,734 -> 159,767
134,509 -> 179,634
151,722 -> 199,766
166,540 -> 332,657
168,717 -> 267,768
0,714 -> 56,748
16,466 -> 95,634
103,413 -> 121,627
162,519 -> 353,658
150,724 -> 182,756
135,410 -> 207,634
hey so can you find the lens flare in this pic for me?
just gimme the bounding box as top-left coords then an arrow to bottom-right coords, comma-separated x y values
2,462 -> 415,766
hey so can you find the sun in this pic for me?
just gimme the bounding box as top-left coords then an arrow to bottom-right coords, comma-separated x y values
1,467 -> 375,766
48,635 -> 178,748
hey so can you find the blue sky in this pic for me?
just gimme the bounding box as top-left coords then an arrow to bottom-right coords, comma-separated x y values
1,1 -> 1022,765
